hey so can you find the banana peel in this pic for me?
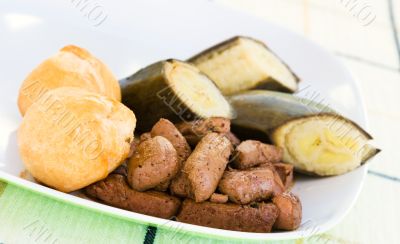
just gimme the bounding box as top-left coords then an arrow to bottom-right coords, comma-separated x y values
228,90 -> 334,137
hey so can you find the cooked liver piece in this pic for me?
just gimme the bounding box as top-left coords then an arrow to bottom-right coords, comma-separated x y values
218,166 -> 285,204
177,199 -> 279,233
139,132 -> 152,142
85,174 -> 181,219
151,118 -> 192,164
232,140 -> 283,169
272,192 -> 302,230
209,193 -> 229,203
175,117 -> 230,146
170,173 -> 191,198
273,163 -> 294,190
184,133 -> 233,202
223,131 -> 241,146
153,180 -> 170,192
112,162 -> 128,177
127,136 -> 179,191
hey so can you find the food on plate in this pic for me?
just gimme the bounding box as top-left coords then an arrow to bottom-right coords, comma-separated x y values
183,133 -> 233,202
153,180 -> 170,192
169,170 -> 192,198
188,36 -> 300,95
148,118 -> 192,190
175,117 -> 231,146
274,163 -> 294,190
228,90 -> 332,138
113,163 -> 128,177
177,199 -> 279,233
271,113 -> 380,176
218,166 -> 284,204
170,129 -> 230,198
272,192 -> 302,231
127,136 -> 179,191
120,59 -> 233,131
127,140 -> 137,158
151,118 -> 192,164
139,132 -> 152,142
16,37 -> 381,234
18,45 -> 121,115
85,174 -> 181,219
17,87 -> 136,192
232,140 -> 283,169
223,131 -> 241,146
209,193 -> 229,203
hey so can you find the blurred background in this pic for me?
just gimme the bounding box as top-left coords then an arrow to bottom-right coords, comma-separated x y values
0,0 -> 399,243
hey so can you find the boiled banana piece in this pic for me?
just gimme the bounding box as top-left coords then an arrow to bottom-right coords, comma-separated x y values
271,114 -> 380,176
188,36 -> 300,95
120,59 -> 233,131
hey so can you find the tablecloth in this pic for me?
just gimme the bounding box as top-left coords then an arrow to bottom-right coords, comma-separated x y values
1,0 -> 399,243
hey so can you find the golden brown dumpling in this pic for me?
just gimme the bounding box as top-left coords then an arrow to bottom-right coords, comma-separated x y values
18,45 -> 121,115
17,87 -> 136,192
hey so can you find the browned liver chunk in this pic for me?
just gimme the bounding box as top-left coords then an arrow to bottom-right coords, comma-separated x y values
273,163 -> 294,190
223,131 -> 241,146
209,193 -> 229,203
151,118 -> 191,164
170,173 -> 191,198
127,136 -> 179,191
112,162 -> 128,177
218,166 -> 284,204
139,132 -> 152,142
272,192 -> 302,230
232,140 -> 283,169
184,133 -> 233,202
175,117 -> 230,146
85,174 -> 181,219
177,199 -> 279,233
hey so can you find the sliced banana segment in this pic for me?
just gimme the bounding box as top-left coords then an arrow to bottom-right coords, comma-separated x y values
188,36 -> 300,95
271,114 -> 379,176
120,59 -> 233,131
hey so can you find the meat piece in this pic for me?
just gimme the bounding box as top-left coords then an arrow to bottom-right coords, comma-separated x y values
85,174 -> 181,219
177,199 -> 279,233
127,141 -> 137,158
170,132 -> 232,199
209,193 -> 229,203
176,117 -> 230,146
170,174 -> 191,198
112,162 -> 128,177
150,118 -> 192,190
184,133 -> 233,202
272,192 -> 302,230
232,140 -> 282,169
154,180 -> 169,192
218,166 -> 284,204
139,132 -> 152,142
274,163 -> 294,190
128,136 -> 179,191
223,131 -> 241,147
182,133 -> 233,202
151,118 -> 192,164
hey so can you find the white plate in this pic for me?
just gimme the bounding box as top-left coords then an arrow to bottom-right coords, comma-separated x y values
0,0 -> 369,241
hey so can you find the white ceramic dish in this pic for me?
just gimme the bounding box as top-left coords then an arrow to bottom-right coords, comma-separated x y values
0,0 -> 369,241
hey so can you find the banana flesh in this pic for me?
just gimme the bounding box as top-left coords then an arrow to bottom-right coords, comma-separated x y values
188,36 -> 299,95
272,114 -> 379,176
